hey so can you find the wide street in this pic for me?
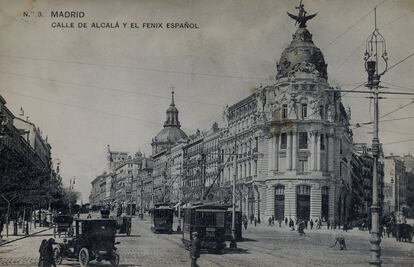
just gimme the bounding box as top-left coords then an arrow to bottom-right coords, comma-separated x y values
0,214 -> 413,267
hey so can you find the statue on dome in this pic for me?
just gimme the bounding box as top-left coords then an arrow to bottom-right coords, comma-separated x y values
287,0 -> 317,28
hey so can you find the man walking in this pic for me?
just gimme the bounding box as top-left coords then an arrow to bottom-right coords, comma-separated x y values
310,219 -> 314,230
0,216 -> 4,239
190,232 -> 201,267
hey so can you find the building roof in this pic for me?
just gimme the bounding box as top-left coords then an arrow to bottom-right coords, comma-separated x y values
153,89 -> 188,146
276,6 -> 327,80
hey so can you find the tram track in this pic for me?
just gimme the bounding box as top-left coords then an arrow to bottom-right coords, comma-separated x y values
156,232 -> 228,267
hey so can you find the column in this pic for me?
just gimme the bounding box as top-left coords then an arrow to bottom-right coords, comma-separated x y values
265,185 -> 274,217
268,135 -> 273,173
309,132 -> 315,171
292,131 -> 297,171
310,185 -> 322,221
328,135 -> 334,172
275,134 -> 279,171
284,183 -> 297,219
287,132 -> 292,170
316,133 -> 321,171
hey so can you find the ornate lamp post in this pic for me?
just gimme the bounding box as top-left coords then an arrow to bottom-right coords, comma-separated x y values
364,8 -> 388,266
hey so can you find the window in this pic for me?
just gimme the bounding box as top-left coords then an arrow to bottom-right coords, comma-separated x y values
280,133 -> 287,149
299,132 -> 308,149
254,160 -> 258,175
275,185 -> 285,195
298,159 -> 308,172
301,104 -> 307,119
282,104 -> 288,118
297,185 -> 310,195
319,105 -> 324,119
320,134 -> 326,150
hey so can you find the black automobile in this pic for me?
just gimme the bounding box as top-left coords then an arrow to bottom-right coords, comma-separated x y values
54,219 -> 120,267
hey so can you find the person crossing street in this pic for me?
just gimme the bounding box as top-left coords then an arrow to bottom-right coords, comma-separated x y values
190,232 -> 201,267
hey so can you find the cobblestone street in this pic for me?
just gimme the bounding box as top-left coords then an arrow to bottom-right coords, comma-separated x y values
0,215 -> 413,267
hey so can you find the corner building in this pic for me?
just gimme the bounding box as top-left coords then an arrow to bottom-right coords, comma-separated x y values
224,8 -> 353,225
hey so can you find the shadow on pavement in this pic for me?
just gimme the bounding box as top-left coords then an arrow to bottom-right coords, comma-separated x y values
115,235 -> 141,238
241,237 -> 257,242
223,247 -> 250,254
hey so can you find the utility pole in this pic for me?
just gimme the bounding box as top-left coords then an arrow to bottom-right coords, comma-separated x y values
177,163 -> 182,232
364,8 -> 388,266
230,128 -> 238,249
139,174 -> 144,220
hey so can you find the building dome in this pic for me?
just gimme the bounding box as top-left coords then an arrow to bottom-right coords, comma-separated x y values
154,126 -> 187,144
152,89 -> 187,155
276,6 -> 327,80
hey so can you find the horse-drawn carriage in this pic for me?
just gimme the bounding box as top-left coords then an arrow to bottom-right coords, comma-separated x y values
53,218 -> 120,267
53,215 -> 74,238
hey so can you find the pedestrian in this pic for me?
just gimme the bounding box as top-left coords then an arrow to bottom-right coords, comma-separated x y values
271,215 -> 275,225
38,239 -> 48,267
285,217 -> 288,227
278,219 -> 282,228
242,215 -> 248,230
0,216 -> 4,239
39,239 -> 56,267
327,220 -> 330,230
190,232 -> 201,267
298,221 -> 306,236
250,214 -> 254,225
289,218 -> 295,231
268,217 -> 272,226
254,217 -> 257,227
310,219 -> 314,230
331,234 -> 347,250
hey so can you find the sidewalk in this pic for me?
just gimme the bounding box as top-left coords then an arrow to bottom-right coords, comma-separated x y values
0,222 -> 51,246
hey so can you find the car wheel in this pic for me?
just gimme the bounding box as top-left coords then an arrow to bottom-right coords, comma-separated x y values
78,247 -> 89,267
53,247 -> 63,265
110,253 -> 120,266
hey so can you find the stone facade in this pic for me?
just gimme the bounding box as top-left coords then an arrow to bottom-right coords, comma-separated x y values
382,156 -> 407,215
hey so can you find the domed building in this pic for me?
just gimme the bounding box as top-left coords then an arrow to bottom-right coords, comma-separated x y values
151,90 -> 188,155
222,3 -> 353,226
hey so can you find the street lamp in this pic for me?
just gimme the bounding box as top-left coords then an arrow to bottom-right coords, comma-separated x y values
364,8 -> 388,266
48,158 -> 60,224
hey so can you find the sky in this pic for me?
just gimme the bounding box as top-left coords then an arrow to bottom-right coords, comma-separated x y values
0,0 -> 413,201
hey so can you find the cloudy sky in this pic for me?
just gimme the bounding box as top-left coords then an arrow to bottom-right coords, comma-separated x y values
0,0 -> 413,200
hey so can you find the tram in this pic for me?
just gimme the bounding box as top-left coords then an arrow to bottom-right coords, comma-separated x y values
182,203 -> 226,254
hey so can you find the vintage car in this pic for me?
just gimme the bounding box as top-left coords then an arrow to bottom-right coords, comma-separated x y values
182,204 -> 226,254
54,219 -> 120,267
150,205 -> 174,234
53,215 -> 74,238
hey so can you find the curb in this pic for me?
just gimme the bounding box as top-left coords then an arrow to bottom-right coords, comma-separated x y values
0,227 -> 52,247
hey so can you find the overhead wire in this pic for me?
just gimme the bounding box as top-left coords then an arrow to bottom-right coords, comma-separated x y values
322,0 -> 388,49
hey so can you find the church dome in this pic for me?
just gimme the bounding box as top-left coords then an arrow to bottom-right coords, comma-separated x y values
276,5 -> 327,80
154,126 -> 187,144
152,89 -> 187,154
